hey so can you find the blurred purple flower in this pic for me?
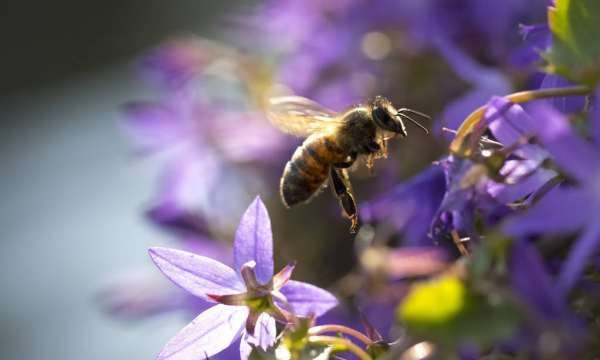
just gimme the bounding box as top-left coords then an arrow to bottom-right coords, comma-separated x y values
124,39 -> 289,231
508,239 -> 581,354
411,0 -> 546,60
146,201 -> 212,238
433,37 -> 511,135
361,166 -> 446,245
99,237 -> 231,321
510,240 -> 569,321
504,98 -> 600,293
140,38 -> 212,89
242,0 -> 424,107
149,197 -> 338,359
510,22 -> 551,68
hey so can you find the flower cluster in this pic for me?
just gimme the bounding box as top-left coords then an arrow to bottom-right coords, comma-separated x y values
104,0 -> 600,359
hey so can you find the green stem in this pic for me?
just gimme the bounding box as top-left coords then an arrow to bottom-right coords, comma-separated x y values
450,85 -> 591,156
308,324 -> 373,346
308,335 -> 373,360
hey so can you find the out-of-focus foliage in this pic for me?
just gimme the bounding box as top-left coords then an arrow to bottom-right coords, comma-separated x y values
546,0 -> 600,85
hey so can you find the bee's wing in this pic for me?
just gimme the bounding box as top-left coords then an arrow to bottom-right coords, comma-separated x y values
266,96 -> 343,137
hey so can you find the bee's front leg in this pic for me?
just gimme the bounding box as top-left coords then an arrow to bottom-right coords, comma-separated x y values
329,166 -> 359,234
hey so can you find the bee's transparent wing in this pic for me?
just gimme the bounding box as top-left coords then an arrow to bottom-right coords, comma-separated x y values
266,96 -> 343,137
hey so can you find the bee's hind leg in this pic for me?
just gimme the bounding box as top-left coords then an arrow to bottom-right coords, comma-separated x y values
329,166 -> 359,234
333,152 -> 357,169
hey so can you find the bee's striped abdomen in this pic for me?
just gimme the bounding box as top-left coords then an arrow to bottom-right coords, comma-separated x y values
280,135 -> 344,207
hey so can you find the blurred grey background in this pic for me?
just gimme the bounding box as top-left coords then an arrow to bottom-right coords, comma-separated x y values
0,2 -> 242,359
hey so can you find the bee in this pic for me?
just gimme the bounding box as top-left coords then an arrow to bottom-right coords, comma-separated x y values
267,95 -> 429,233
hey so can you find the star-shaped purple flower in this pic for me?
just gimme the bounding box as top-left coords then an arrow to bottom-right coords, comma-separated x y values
149,197 -> 338,360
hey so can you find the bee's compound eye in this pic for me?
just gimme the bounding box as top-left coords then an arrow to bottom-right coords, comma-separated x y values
373,107 -> 401,133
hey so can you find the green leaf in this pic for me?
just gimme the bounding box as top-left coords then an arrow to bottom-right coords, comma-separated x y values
249,346 -> 277,360
249,339 -> 332,360
398,275 -> 520,349
546,0 -> 600,85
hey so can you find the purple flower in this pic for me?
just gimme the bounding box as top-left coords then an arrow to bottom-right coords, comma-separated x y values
504,97 -> 600,293
123,39 -> 289,232
430,155 -> 510,242
485,97 -> 557,203
431,96 -> 557,242
149,197 -> 338,359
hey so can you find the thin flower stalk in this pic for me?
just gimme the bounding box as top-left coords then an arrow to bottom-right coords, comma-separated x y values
450,85 -> 592,155
307,335 -> 373,360
308,325 -> 373,346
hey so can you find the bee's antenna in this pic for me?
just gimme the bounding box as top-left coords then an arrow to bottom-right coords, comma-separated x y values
397,109 -> 430,134
397,108 -> 431,120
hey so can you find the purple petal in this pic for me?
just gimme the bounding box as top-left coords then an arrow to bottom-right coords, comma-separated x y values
434,37 -> 509,88
511,23 -> 551,68
122,102 -> 183,151
239,314 -> 276,360
486,97 -> 549,163
487,161 -> 556,203
234,197 -> 274,284
97,272 -> 209,320
158,150 -> 221,213
156,304 -> 247,360
146,201 -> 210,237
439,90 -> 500,135
527,104 -> 600,182
509,240 -> 566,320
537,75 -> 585,114
140,39 -> 205,89
361,166 -> 446,246
434,38 -> 510,132
210,111 -> 287,164
558,223 -> 600,294
272,262 -> 296,290
487,97 -> 536,141
149,247 -> 244,300
591,87 -> 600,146
177,237 -> 232,266
504,187 -> 591,236
280,280 -> 338,317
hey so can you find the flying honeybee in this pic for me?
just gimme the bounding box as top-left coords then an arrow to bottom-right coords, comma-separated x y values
267,95 -> 429,233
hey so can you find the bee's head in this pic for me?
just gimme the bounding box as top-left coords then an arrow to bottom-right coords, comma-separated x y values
371,95 -> 430,136
371,96 -> 407,136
